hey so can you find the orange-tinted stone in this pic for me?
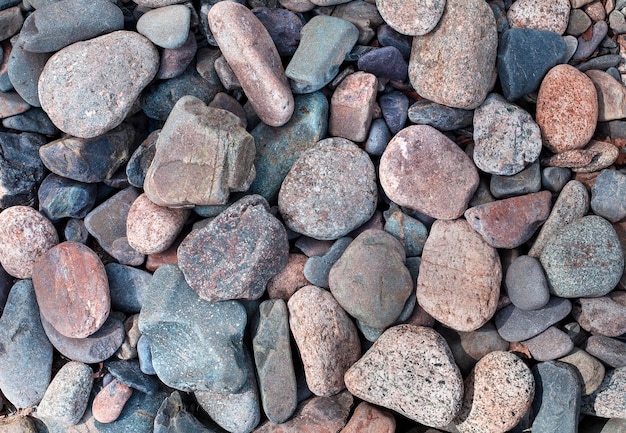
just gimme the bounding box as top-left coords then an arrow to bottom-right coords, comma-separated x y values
342,401 -> 396,433
92,378 -> 133,424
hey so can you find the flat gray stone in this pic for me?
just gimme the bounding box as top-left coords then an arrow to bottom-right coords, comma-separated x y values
591,169 -> 626,223
495,296 -> 572,342
531,361 -> 581,433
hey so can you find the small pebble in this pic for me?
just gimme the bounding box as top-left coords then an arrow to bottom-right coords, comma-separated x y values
495,296 -> 572,342
153,391 -> 209,433
304,237 -> 352,289
6,38 -> 51,107
252,7 -> 302,57
573,292 -> 626,337
585,335 -> 626,368
383,204 -> 428,257
505,255 -> 550,311
1,108 -> 58,135
587,69 -> 626,121
507,0 -> 571,34
407,99 -> 474,131
559,348 -> 606,395
156,31 -> 197,80
574,21 -> 608,60
490,160 -> 542,198
137,335 -> 156,375
523,326 -> 574,361
377,24 -> 412,58
357,46 -> 407,81
364,118 -> 392,156
137,5 -> 190,49
568,8 -> 592,36
331,0 -> 383,45
379,90 -> 409,134
591,169 -> 626,222
342,401 -> 396,433
541,167 -> 571,192
329,71 -> 377,142
116,314 -> 141,360
92,378 -> 134,424
375,0 -> 444,36
37,174 -> 97,221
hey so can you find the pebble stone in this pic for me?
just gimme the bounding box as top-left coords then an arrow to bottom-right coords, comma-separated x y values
209,1 -> 294,127
329,229 -> 413,329
531,361 -> 581,433
505,255 -> 550,311
378,91 -> 409,135
37,174 -> 97,221
523,326 -> 573,361
153,391 -> 210,433
0,92 -> 30,118
407,100 -> 474,131
329,71 -> 377,142
472,93 -> 542,175
591,169 -> 626,223
380,125 -> 479,220
377,24 -> 412,58
7,38 -> 52,107
92,379 -> 134,424
375,0 -> 444,36
278,138 -> 377,240
116,314 -> 141,360
573,21 -> 608,61
304,237 -> 352,289
126,193 -> 190,255
252,7 -> 302,57
573,292 -> 626,337
542,167 -> 571,192
417,219 -> 501,332
2,108 -> 58,135
586,69 -> 626,122
540,215 -> 624,298
571,141 -> 619,174
287,285 -> 361,397
105,359 -> 159,395
38,31 -> 159,138
490,160 -> 542,199
0,417 -> 37,433
568,8 -> 592,36
0,6 -> 22,41
357,46 -> 408,81
409,0 -> 497,110
136,5 -> 191,49
585,335 -> 626,368
36,361 -> 93,426
331,1 -> 384,46
581,367 -> 626,419
0,205 -> 58,279
266,253 -> 308,300
507,0 -> 571,34
559,348 -> 606,395
383,205 -> 428,257
454,351 -> 535,433
345,325 -> 463,428
106,263 -> 151,314
178,195 -> 288,302
342,401 -> 396,433
156,31 -> 197,80
536,64 -> 599,153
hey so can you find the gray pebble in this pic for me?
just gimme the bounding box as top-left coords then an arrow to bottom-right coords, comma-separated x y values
523,326 -> 573,361
490,160 -> 541,198
505,255 -> 550,311
365,118 -> 392,156
531,361 -> 581,433
585,335 -> 626,368
541,167 -> 571,192
591,169 -> 626,222
304,237 -> 352,288
495,296 -> 572,342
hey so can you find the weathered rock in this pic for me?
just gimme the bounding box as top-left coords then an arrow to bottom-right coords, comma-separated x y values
571,141 -> 619,174
581,367 -> 626,419
407,100 -> 473,131
153,391 -> 212,433
2,107 -> 58,135
375,0 -> 444,36
106,263 -> 151,314
531,361 -> 580,433
591,169 -> 626,223
116,314 -> 141,360
0,92 -> 30,118
0,132 -> 46,209
0,6 -> 22,41
252,7 -> 302,57
417,219 -> 501,332
341,402 -> 396,433
573,292 -> 626,337
507,0 -> 570,34
156,31 -> 197,80
304,237 -> 352,289
105,359 -> 159,395
345,325 -> 463,428
38,174 -> 97,221
495,297 -> 572,342
586,69 -> 626,122
490,160 -> 541,198
559,348 -> 606,396
7,38 -> 52,107
266,254 -> 308,300
329,71 -> 377,142
585,336 -> 626,368
126,130 -> 158,189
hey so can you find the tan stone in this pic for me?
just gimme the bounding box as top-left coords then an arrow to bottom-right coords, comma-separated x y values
342,402 -> 396,433
376,0 -> 444,36
417,219 -> 501,332
558,347 -> 606,395
266,253 -> 308,300
329,72 -> 377,142
571,140 -> 619,173
507,0 -> 571,34
587,69 -> 626,121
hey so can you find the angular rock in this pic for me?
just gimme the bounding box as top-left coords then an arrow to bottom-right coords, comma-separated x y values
7,38 -> 52,107
0,132 -> 46,209
505,255 -> 550,311
380,125 -> 479,220
417,219 -> 501,332
2,107 -> 58,135
153,391 -> 212,433
278,138 -> 377,240
523,326 -> 573,361
573,292 -> 626,337
329,71 -> 377,142
383,205 -> 428,257
591,169 -> 626,223
345,325 -> 463,428
136,5 -> 190,49
38,31 -> 159,138
540,215 -> 624,298
38,174 -> 97,221
92,379 -> 134,424
266,253 -> 308,300
138,264 -> 248,393
407,100 -> 473,131
116,314 -> 141,360
559,348 -> 605,396
409,0 -> 497,110
106,263 -> 151,314
507,0 -> 570,34
581,367 -> 626,419
126,129 -> 158,189
495,297 -> 572,342
287,285 -> 360,397
531,361 -> 580,433
105,360 -> 159,395
0,280 -> 52,408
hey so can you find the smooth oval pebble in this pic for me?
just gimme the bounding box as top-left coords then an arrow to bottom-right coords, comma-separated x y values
454,351 -> 535,433
278,137 -> 377,240
495,296 -> 572,342
540,215 -> 624,298
345,325 -> 463,428
536,64 -> 598,153
0,205 -> 58,279
136,5 -> 191,49
573,292 -> 626,337
376,0 -> 444,36
127,193 -> 190,255
92,378 -> 134,424
38,31 -> 159,138
208,1 -> 294,127
380,125 -> 479,220
559,348 -> 606,395
505,255 -> 550,311
32,241 -> 110,339
523,326 -> 573,361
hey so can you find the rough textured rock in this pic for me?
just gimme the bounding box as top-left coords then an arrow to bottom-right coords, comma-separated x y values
38,31 -> 159,138
407,100 -> 473,131
329,71 -> 377,142
0,132 -> 46,209
266,253 -> 308,300
585,336 -> 626,368
37,174 -> 97,221
375,0 -> 444,36
341,402 -> 396,433
531,361 -> 581,433
32,242 -> 110,339
507,0 -> 570,34
345,325 -> 463,428
559,348 -> 605,396
7,37 -> 52,107
573,292 -> 626,337
379,125 -> 479,220
581,367 -> 626,419
278,138 -> 377,240
178,195 -> 288,301
495,297 -> 572,342
590,169 -> 626,223
329,229 -> 413,329
409,0 -> 497,110
417,219 -> 501,332
287,285 -> 360,397
143,95 -> 255,208
454,351 -> 535,433
106,263 -> 151,314
153,391 -> 211,433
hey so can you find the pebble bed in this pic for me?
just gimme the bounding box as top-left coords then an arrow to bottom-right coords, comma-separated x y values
0,0 -> 625,432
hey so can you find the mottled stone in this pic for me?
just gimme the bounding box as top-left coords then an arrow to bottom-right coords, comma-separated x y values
37,362 -> 93,426
531,361 -> 580,433
417,219 -> 501,332
0,92 -> 30,118
105,360 -> 159,396
156,31 -> 197,80
585,336 -> 626,368
407,100 -> 474,131
0,280 -> 52,408
287,285 -> 360,396
581,367 -> 626,419
505,255 -> 550,311
495,297 -> 572,342
304,237 -> 352,289
0,132 -> 46,209
0,417 -> 38,433
587,69 -> 626,121
137,5 -> 190,49
331,1 -> 383,45
380,125 -> 479,220
454,351 -> 535,433
523,326 -> 573,361
329,71 -> 377,142
278,138 -> 377,240
342,401 -> 396,433
144,96 -> 255,207
266,254 -> 308,300
507,0 -> 570,34
345,325 -> 463,428
571,140 -> 619,174
37,174 -> 96,222
591,169 -> 626,223
375,0 -> 443,36
126,130 -> 158,189
540,215 -> 624,298
536,64 -> 598,153
0,6 -> 22,40
0,205 -> 58,279
559,348 -> 606,395
92,379 -> 133,424
383,205 -> 428,257
573,292 -> 626,337
409,0 -> 497,110
153,391 -> 211,433
116,314 -> 141,360
568,8 -> 591,36
38,31 -> 158,138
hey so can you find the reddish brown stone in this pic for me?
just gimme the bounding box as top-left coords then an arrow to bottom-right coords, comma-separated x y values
329,71 -> 377,142
253,391 -> 353,433
464,191 -> 553,249
266,253 -> 308,300
92,378 -> 133,424
0,91 -> 30,119
542,149 -> 597,168
573,292 -> 626,337
342,402 -> 396,433
572,140 -> 620,173
32,242 -> 110,339
403,304 -> 436,327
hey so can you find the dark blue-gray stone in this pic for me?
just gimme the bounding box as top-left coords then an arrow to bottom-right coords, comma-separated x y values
7,38 -> 52,106
0,266 -> 12,316
489,2 -> 509,34
252,7 -> 302,57
345,45 -> 378,62
138,264 -> 248,393
154,391 -> 214,433
193,202 -> 232,218
19,0 -> 124,53
379,90 -> 409,134
573,21 -> 608,61
137,335 -> 156,375
0,68 -> 12,92
0,280 -> 52,408
497,28 -> 567,101
94,390 -> 168,433
531,361 -> 581,433
490,160 -> 541,198
495,296 -> 572,342
591,169 -> 626,223
64,218 -> 89,244
357,46 -> 408,81
40,315 -> 125,364
383,205 -> 428,257
405,256 -> 420,284
2,108 -> 59,135
0,0 -> 20,11
39,123 -> 134,183
105,360 -> 159,395
598,119 -> 626,139
248,92 -> 328,202
407,100 -> 474,131
541,167 -> 571,193
141,66 -> 222,121
364,118 -> 391,156
577,54 -> 623,72
377,24 -> 411,59
38,173 -> 97,221
607,66 -> 622,82
0,131 -> 46,208
126,129 -> 158,188
105,263 -> 151,314
331,0 -> 383,45
303,237 -> 352,288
